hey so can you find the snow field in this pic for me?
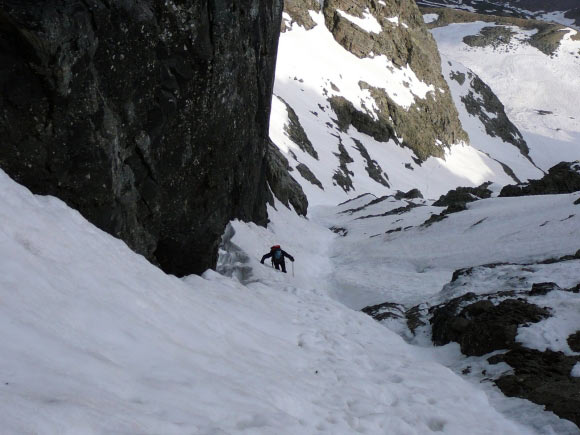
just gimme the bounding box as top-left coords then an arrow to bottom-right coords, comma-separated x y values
430,22 -> 580,171
0,168 -> 547,433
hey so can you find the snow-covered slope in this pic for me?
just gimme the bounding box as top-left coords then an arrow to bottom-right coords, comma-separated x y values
270,4 -> 556,208
430,21 -> 580,170
417,0 -> 580,30
3,168 -> 563,433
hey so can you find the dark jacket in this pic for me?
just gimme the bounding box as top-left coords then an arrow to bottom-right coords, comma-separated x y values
261,248 -> 294,265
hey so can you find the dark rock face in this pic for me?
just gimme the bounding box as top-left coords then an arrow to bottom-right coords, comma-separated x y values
282,0 -> 320,31
328,95 -> 394,143
500,161 -> 580,197
422,182 -> 492,226
296,163 -> 323,190
352,138 -> 390,187
460,72 -> 529,157
0,0 -> 283,276
430,294 -> 550,356
491,348 -> 580,428
423,6 -> 576,55
265,142 -> 308,216
395,189 -> 423,200
332,139 -> 354,192
463,25 -> 515,49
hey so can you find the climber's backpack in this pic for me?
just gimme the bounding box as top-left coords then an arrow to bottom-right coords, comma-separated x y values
271,245 -> 283,262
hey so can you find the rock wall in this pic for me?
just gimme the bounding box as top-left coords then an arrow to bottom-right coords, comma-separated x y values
0,0 -> 283,276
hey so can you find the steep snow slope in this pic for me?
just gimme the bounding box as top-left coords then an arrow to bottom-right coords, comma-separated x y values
1,169 -> 553,434
431,21 -> 580,170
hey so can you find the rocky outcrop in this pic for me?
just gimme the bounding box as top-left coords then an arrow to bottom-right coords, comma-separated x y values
296,163 -> 324,190
352,138 -> 390,187
421,182 -> 492,226
333,139 -> 355,192
500,161 -> 580,197
0,0 -> 283,276
282,0 -> 320,31
430,294 -> 550,356
491,348 -> 580,428
321,0 -> 468,161
424,7 -> 573,55
266,142 -> 308,216
463,25 -> 515,49
459,72 -> 529,156
279,97 -> 318,159
329,96 -> 394,143
433,182 -> 492,208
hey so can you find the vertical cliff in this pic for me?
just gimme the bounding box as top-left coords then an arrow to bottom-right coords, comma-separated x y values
0,0 -> 283,275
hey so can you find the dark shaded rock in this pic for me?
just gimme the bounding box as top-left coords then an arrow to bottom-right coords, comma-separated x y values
330,226 -> 348,236
0,0 -> 283,276
352,138 -> 389,187
433,182 -> 492,207
463,26 -> 514,49
574,197 -> 580,205
492,347 -> 580,428
332,139 -> 355,192
328,96 -> 394,143
460,72 -> 529,156
385,227 -> 402,234
449,71 -> 465,85
394,189 -> 423,200
431,295 -> 550,356
529,282 -> 561,296
296,163 -> 324,190
568,331 -> 580,352
422,212 -> 448,227
422,182 -> 492,226
362,302 -> 405,322
357,203 -> 420,220
424,6 -> 572,55
266,142 -> 308,216
500,161 -> 580,197
405,304 -> 427,334
278,97 -> 318,159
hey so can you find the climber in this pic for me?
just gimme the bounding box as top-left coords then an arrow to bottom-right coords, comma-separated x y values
260,245 -> 294,273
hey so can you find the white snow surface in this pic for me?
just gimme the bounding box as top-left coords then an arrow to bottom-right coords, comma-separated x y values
430,22 -> 580,171
2,169 -> 579,433
572,363 -> 580,378
440,57 -> 543,182
337,8 -> 382,34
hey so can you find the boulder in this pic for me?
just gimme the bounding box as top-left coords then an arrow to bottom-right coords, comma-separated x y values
430,294 -> 550,356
